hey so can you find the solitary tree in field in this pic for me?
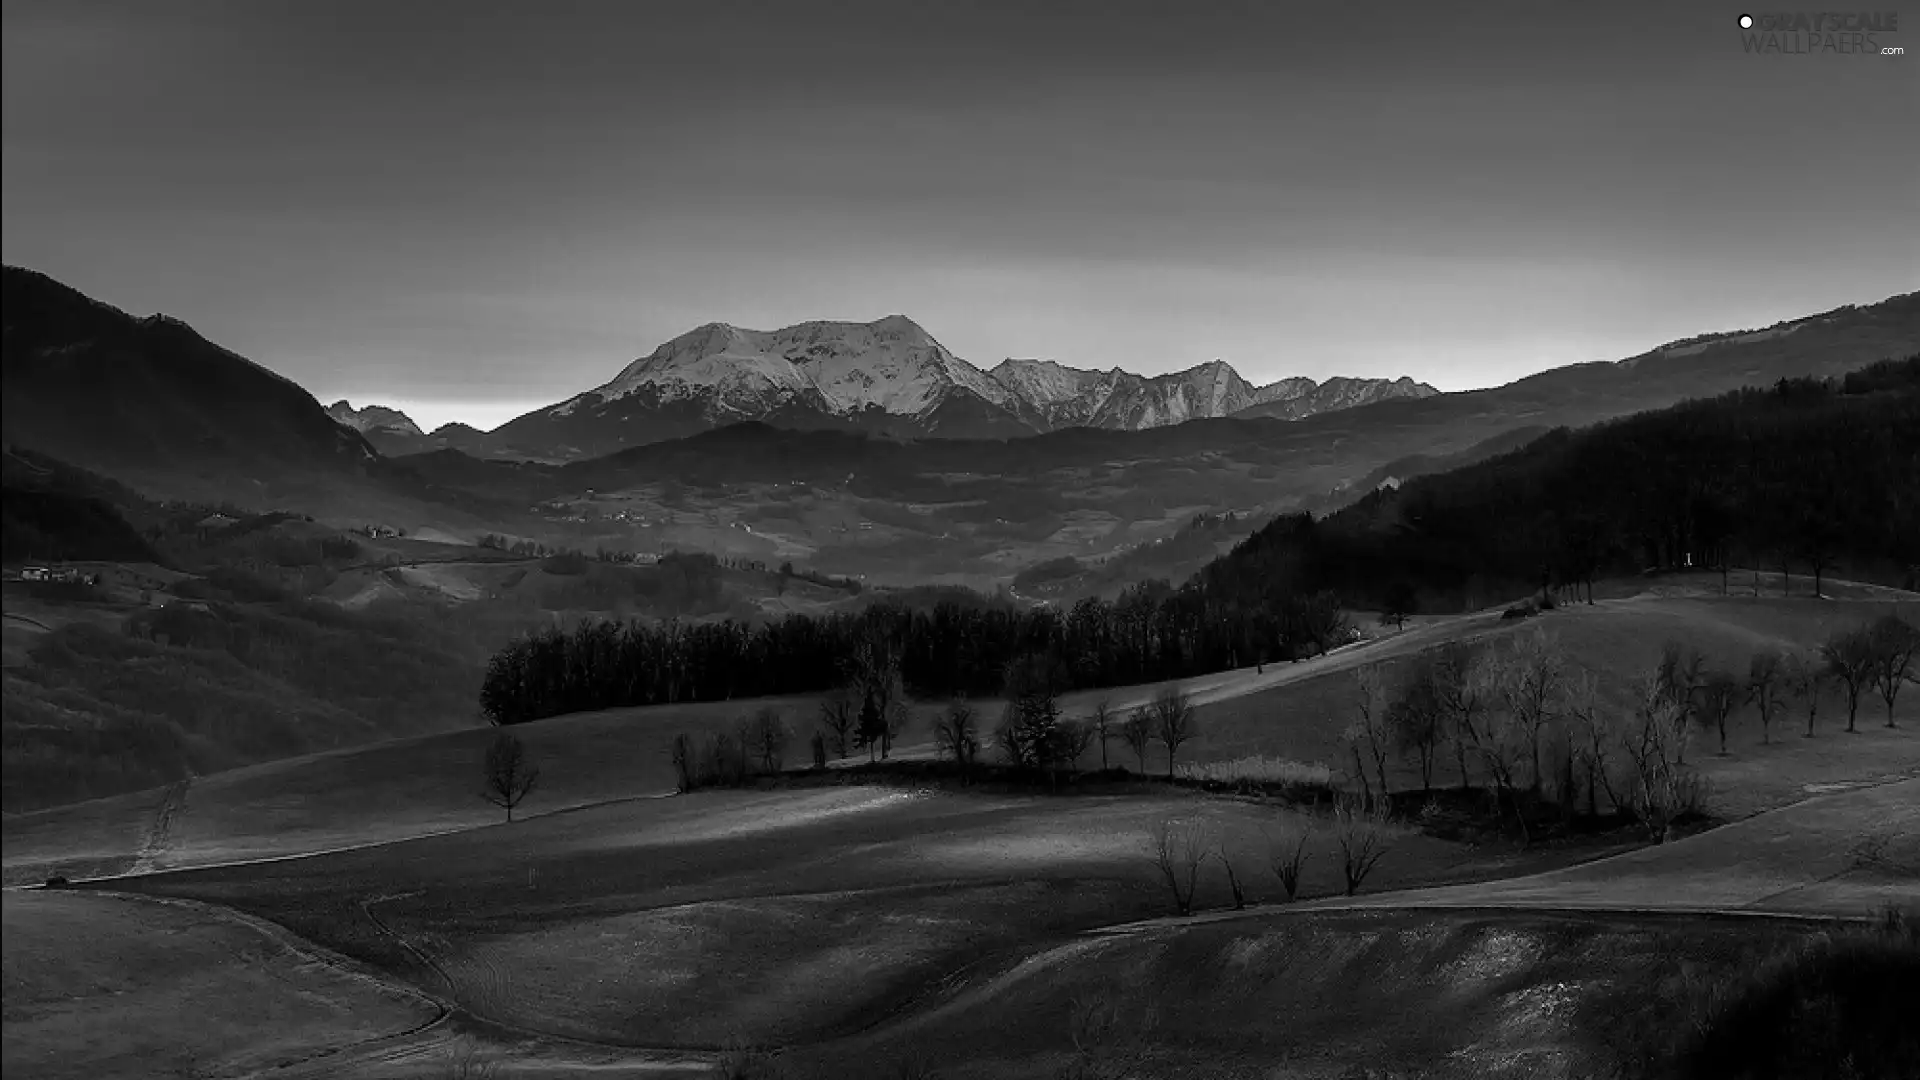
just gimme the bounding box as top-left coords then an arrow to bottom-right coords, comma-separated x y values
1564,668 -> 1622,817
1433,644 -> 1489,791
481,732 -> 540,823
1209,823 -> 1250,910
1783,651 -> 1827,737
1150,686 -> 1197,781
845,636 -> 911,759
1089,699 -> 1115,771
1265,818 -> 1312,902
1497,629 -> 1564,793
1747,651 -> 1786,744
1656,641 -> 1705,763
817,687 -> 857,759
1620,673 -> 1702,843
1821,626 -> 1878,733
1121,705 -> 1154,774
1345,666 -> 1395,804
748,707 -> 790,773
998,653 -> 1074,781
1471,684 -> 1536,844
1695,670 -> 1743,756
1149,817 -> 1209,916
1333,798 -> 1393,896
934,699 -> 981,780
1866,615 -> 1918,728
1388,657 -> 1446,796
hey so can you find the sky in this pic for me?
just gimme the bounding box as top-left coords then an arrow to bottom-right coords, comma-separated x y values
4,1 -> 1916,433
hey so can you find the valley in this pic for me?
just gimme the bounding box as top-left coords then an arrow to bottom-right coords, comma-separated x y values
5,276 -> 1919,1080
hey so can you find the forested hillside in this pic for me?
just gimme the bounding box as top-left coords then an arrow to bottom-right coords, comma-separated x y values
1203,356 -> 1920,613
479,358 -> 1920,727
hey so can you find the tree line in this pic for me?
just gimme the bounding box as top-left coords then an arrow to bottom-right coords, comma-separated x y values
479,586 -> 1349,725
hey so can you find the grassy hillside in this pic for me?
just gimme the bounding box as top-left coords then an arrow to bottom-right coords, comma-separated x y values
1,890 -> 437,1080
12,577 -> 1912,882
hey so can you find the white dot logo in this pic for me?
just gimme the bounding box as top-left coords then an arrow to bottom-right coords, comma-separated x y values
1739,14 -> 1754,28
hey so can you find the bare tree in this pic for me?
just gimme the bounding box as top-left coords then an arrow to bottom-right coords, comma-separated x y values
1471,680 -> 1536,845
748,707 -> 790,773
817,686 -> 857,759
1333,798 -> 1393,896
1564,668 -> 1622,818
1783,650 -> 1827,737
1149,686 -> 1197,781
1209,822 -> 1251,910
1867,614 -> 1918,729
1497,629 -> 1564,792
481,732 -> 540,822
1388,657 -> 1445,795
1656,641 -> 1704,719
1264,818 -> 1312,901
1089,699 -> 1115,771
1694,670 -> 1742,755
1345,666 -> 1394,804
1150,817 -> 1209,915
1433,643 -> 1489,790
1747,651 -> 1786,744
1821,626 -> 1877,732
1059,718 -> 1098,772
1121,705 -> 1154,774
1619,673 -> 1703,843
933,699 -> 981,778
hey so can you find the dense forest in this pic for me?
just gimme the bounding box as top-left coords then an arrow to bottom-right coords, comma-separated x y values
479,357 -> 1919,727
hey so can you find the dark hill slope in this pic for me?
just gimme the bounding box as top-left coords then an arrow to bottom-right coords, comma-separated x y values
1199,357 -> 1920,613
1,266 -> 378,486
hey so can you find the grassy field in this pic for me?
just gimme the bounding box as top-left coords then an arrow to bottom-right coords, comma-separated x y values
8,583 -> 1913,886
94,781 -> 1621,1051
1,889 -> 438,1080
774,908 -> 1829,1080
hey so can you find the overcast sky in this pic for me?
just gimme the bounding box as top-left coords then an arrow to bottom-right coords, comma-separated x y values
4,0 -> 1916,431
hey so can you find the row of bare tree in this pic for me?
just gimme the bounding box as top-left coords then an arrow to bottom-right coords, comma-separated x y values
1339,613 -> 1916,845
1149,801 -> 1394,916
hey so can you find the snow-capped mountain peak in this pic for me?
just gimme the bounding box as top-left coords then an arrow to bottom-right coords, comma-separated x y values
488,315 -> 1442,459
574,314 -> 1015,421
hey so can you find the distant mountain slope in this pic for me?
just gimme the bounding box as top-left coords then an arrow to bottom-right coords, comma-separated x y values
1,266 -> 378,490
327,400 -> 429,455
0,268 -> 529,530
1,448 -> 158,565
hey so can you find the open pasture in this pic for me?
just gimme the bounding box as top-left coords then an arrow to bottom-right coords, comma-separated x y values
101,783 -> 1579,1049
10,588 -> 1912,888
1,888 -> 438,1080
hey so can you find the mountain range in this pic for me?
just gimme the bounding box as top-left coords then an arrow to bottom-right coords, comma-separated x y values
6,263 -> 1919,545
341,315 -> 1440,459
